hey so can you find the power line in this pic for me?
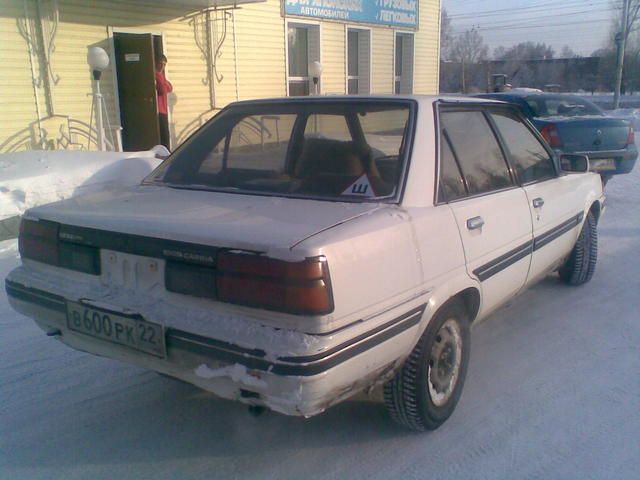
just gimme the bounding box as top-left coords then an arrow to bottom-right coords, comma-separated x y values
448,0 -> 612,19
452,8 -> 615,31
450,18 -> 609,35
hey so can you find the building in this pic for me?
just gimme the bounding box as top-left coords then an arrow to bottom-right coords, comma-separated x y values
0,0 -> 441,153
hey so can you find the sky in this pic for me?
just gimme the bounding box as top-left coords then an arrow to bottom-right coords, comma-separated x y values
442,0 -> 617,58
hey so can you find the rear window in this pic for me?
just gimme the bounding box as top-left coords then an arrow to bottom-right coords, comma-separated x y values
146,101 -> 413,202
525,95 -> 603,118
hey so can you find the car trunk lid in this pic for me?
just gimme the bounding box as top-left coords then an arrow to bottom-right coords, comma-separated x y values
27,185 -> 383,253
537,117 -> 631,152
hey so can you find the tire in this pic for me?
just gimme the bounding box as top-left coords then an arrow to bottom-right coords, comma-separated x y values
559,211 -> 598,285
384,300 -> 470,431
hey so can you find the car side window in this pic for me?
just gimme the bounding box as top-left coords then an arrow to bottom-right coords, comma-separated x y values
440,110 -> 513,196
438,133 -> 466,202
489,110 -> 556,184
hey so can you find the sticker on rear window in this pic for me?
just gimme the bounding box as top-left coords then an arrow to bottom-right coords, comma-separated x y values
342,174 -> 375,197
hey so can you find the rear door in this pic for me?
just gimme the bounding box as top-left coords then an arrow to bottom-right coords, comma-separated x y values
488,107 -> 586,284
438,106 -> 533,318
113,32 -> 159,150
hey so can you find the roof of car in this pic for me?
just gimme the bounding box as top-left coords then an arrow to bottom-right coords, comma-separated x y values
478,91 -> 586,99
227,95 -> 504,107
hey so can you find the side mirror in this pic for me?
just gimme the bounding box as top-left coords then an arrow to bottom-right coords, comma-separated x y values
559,154 -> 589,173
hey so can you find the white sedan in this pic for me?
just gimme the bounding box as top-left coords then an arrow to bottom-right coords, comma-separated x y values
6,96 -> 604,431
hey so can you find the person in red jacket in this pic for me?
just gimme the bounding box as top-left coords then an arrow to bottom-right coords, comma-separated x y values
155,54 -> 172,150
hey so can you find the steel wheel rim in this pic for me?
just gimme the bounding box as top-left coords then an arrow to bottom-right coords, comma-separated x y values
427,318 -> 463,407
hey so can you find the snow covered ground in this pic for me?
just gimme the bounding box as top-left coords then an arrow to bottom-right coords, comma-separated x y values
1,158 -> 639,479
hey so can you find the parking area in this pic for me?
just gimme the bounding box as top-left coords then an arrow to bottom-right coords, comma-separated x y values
0,161 -> 638,480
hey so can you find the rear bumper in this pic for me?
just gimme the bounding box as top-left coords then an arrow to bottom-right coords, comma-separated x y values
569,146 -> 638,176
5,277 -> 424,417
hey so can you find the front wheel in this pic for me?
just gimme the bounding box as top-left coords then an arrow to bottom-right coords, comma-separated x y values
384,300 -> 470,431
559,211 -> 598,285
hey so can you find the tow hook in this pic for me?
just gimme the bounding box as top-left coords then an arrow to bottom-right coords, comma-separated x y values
46,328 -> 62,337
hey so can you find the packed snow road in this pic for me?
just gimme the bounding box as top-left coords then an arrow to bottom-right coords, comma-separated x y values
1,168 -> 639,480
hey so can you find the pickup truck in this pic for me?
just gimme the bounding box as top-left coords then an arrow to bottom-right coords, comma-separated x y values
5,96 -> 604,431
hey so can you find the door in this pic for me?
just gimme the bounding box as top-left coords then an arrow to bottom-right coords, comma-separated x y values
438,108 -> 533,318
113,33 -> 159,150
487,108 -> 585,284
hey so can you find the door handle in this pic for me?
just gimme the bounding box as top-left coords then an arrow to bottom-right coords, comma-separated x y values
466,216 -> 485,230
532,197 -> 545,208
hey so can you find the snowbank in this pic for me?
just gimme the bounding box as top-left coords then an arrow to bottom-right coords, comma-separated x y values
0,148 -> 165,224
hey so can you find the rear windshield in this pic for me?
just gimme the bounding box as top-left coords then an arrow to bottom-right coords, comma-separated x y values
145,100 -> 414,202
525,95 -> 603,118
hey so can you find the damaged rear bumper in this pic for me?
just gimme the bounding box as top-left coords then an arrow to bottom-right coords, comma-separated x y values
5,278 -> 425,417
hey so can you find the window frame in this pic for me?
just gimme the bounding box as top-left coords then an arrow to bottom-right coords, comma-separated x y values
393,31 -> 415,94
434,103 -> 518,205
345,26 -> 372,95
285,20 -> 322,97
434,101 -> 562,205
485,105 -> 559,187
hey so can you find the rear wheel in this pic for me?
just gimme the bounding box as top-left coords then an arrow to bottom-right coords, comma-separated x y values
384,300 -> 470,431
559,211 -> 598,285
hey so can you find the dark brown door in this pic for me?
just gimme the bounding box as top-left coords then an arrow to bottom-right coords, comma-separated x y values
114,33 -> 159,151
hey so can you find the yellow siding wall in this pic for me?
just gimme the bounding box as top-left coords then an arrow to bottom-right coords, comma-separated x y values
0,0 -> 40,150
53,0 -> 214,147
0,0 -> 440,152
321,22 -> 345,95
414,0 -> 441,94
233,1 -> 286,101
371,28 -> 395,94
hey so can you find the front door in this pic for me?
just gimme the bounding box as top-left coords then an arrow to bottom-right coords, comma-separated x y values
438,107 -> 533,318
487,108 -> 586,284
113,32 -> 159,151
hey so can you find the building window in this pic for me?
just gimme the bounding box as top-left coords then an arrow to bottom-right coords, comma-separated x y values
287,23 -> 320,96
347,28 -> 370,95
394,32 -> 414,94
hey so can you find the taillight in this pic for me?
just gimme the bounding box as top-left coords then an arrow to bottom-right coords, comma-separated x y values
540,124 -> 563,148
19,219 -> 59,265
19,218 -> 100,274
217,252 -> 334,315
627,126 -> 635,145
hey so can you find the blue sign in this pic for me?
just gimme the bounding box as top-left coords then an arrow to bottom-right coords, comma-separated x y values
284,0 -> 418,29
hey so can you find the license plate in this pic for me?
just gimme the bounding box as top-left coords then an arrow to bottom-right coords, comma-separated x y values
590,159 -> 616,171
66,302 -> 166,358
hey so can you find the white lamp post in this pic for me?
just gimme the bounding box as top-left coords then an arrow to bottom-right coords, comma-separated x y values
309,60 -> 323,96
87,47 -> 110,151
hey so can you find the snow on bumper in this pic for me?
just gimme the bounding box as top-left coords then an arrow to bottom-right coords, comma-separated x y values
5,269 -> 424,417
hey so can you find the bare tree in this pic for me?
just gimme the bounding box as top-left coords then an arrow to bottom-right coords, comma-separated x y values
625,0 -> 640,39
560,45 -> 580,59
614,0 -> 640,107
450,29 -> 489,64
494,42 -> 555,61
449,29 -> 489,93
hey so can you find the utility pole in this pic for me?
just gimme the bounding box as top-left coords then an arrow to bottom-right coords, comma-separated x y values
614,0 -> 630,109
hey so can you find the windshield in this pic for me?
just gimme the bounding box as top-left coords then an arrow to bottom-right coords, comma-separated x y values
145,100 -> 413,202
525,95 -> 603,118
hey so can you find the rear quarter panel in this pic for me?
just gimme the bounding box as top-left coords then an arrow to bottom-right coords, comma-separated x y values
294,208 -> 424,333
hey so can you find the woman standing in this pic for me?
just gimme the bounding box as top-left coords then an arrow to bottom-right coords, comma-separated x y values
155,54 -> 172,150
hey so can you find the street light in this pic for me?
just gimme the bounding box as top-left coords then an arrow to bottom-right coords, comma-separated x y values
309,60 -> 323,95
87,47 -> 110,151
